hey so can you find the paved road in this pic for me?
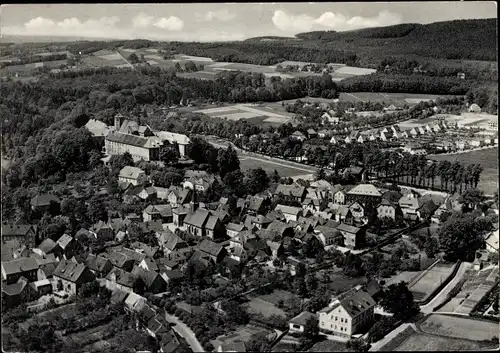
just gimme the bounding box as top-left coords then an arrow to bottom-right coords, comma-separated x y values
164,312 -> 205,352
419,262 -> 471,314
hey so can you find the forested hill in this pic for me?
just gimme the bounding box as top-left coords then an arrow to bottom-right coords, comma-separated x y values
295,19 -> 497,61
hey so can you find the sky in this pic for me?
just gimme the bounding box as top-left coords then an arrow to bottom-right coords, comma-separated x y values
0,2 -> 497,42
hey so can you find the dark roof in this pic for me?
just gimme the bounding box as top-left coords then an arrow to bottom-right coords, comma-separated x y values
53,260 -> 90,283
160,329 -> 181,353
289,311 -> 316,326
2,277 -> 31,296
274,184 -> 306,198
144,204 -> 173,217
130,242 -> 159,258
86,254 -> 111,273
339,290 -> 376,317
106,268 -> 138,288
162,270 -> 184,280
184,208 -> 210,228
337,223 -> 361,234
205,215 -> 219,230
275,204 -> 302,215
132,266 -> 164,288
198,239 -> 223,257
226,223 -> 245,232
111,289 -> 128,304
106,132 -> 149,148
39,263 -> 57,278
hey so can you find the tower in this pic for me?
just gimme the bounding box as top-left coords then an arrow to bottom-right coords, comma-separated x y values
114,113 -> 124,131
189,187 -> 199,213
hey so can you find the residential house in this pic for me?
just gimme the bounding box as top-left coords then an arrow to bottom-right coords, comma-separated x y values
36,238 -> 61,258
132,266 -> 167,294
347,184 -> 382,205
56,234 -> 78,259
307,129 -> 318,139
245,215 -> 272,230
143,204 -> 173,223
262,220 -> 294,240
124,292 -> 147,312
184,208 -> 211,237
119,166 -> 147,186
138,186 -> 158,201
172,205 -> 190,227
106,268 -> 144,294
342,167 -> 365,182
317,289 -> 375,338
1,276 -> 39,309
266,241 -> 284,259
337,223 -> 365,249
485,230 -> 499,254
226,223 -> 245,238
53,259 -> 95,295
30,194 -> 61,214
398,192 -> 423,221
139,258 -> 159,272
155,130 -> 190,157
230,230 -> 257,249
161,270 -> 185,287
334,189 -> 348,205
289,311 -> 317,334
1,224 -> 36,248
90,220 -> 115,241
85,254 -> 113,277
317,129 -> 331,139
314,224 -> 342,247
242,195 -> 268,215
377,199 -> 402,221
275,205 -> 302,223
331,204 -> 353,224
197,239 -> 227,263
32,279 -> 53,296
1,257 -> 38,284
345,131 -> 360,144
230,247 -> 248,263
290,131 -> 306,142
274,184 -> 307,203
167,187 -> 191,207
348,202 -> 366,222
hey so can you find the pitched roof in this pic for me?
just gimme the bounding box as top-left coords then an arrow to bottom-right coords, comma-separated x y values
2,277 -> 32,296
107,268 -> 138,288
144,204 -> 173,217
132,266 -> 164,288
111,289 -> 129,304
1,224 -> 34,237
85,254 -> 111,273
289,311 -> 316,326
130,242 -> 159,258
205,215 -> 220,230
274,184 -> 306,198
348,184 -> 382,197
184,208 -> 210,228
30,194 -> 60,207
106,132 -> 149,148
124,292 -> 147,311
339,290 -> 376,317
85,119 -> 110,137
56,234 -> 73,249
226,222 -> 245,232
119,166 -> 145,180
337,223 -> 361,234
198,239 -> 223,257
39,262 -> 57,278
39,238 -> 58,254
53,259 -> 89,283
1,257 -> 38,276
275,204 -> 302,216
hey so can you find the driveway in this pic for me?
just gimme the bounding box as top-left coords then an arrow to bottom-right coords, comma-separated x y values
420,262 -> 472,314
165,312 -> 205,352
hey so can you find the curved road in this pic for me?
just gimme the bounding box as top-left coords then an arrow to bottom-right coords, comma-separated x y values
165,312 -> 205,352
419,262 -> 471,314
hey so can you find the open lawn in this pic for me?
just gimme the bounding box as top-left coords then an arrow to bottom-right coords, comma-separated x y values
246,297 -> 287,318
194,103 -> 293,125
257,290 -> 298,306
419,314 -> 499,341
318,273 -> 367,293
82,54 -> 127,68
430,148 -> 498,195
393,330 -> 497,351
409,263 -> 455,301
339,92 -> 456,106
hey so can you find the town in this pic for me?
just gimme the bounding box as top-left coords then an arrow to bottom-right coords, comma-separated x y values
1,3 -> 499,353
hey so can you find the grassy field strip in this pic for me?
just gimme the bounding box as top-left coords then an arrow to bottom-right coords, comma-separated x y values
236,104 -> 291,119
242,156 -> 317,173
419,314 -> 499,341
343,92 -> 364,101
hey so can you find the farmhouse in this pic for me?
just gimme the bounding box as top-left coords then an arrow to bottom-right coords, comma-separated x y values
275,204 -> 302,223
143,204 -> 173,223
337,223 -> 365,249
53,260 -> 95,296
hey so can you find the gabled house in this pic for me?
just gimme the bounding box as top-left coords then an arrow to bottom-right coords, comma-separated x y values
90,220 -> 115,241
230,230 -> 257,249
132,266 -> 167,294
318,289 -> 375,338
337,223 -> 365,249
226,222 -> 246,238
347,184 -> 382,205
314,224 -> 342,247
85,254 -> 113,277
266,240 -> 284,259
143,204 -> 173,223
290,131 -> 306,142
1,224 -> 37,248
348,202 -> 366,222
106,268 -> 144,294
376,199 -> 402,221
119,166 -> 147,186
289,311 -> 317,334
2,276 -> 39,309
56,234 -> 78,259
184,208 -> 210,237
263,220 -> 294,240
30,194 -> 61,215
307,129 -> 318,139
275,204 -> 302,223
36,238 -> 61,258
274,184 -> 307,203
1,257 -> 39,284
167,187 -> 192,207
172,205 -> 190,227
53,259 -> 95,296
197,239 -> 227,263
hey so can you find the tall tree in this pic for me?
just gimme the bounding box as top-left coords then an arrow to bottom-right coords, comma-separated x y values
380,281 -> 420,321
217,145 -> 240,178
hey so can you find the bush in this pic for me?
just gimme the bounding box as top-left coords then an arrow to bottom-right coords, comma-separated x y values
204,342 -> 214,351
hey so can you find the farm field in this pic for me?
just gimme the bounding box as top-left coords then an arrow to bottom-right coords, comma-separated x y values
210,324 -> 275,349
339,92 -> 456,106
419,314 -> 499,341
256,290 -> 298,307
408,262 -> 456,301
430,147 -> 498,195
81,54 -> 127,68
392,330 -> 497,351
239,155 -> 317,177
317,272 -> 367,293
194,103 -> 293,124
454,267 -> 499,315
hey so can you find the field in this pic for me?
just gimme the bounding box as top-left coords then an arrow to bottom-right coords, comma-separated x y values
255,290 -> 298,306
308,340 -> 353,352
194,103 -> 293,124
408,263 -> 456,301
211,324 -> 274,349
316,272 -> 367,293
239,155 -> 317,178
392,330 -> 497,351
419,314 -> 499,341
246,296 -> 287,318
430,147 -> 498,195
81,53 -> 128,68
339,92 -> 455,106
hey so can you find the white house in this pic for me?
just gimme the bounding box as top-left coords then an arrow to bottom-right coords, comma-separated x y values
275,205 -> 302,223
119,166 -> 147,186
288,311 -> 317,334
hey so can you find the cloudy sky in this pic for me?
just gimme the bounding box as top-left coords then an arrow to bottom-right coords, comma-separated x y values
0,2 -> 496,41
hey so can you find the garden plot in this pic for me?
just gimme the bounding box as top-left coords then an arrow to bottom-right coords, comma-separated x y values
393,330 -> 496,351
176,54 -> 214,62
256,290 -> 298,306
144,54 -> 164,61
246,297 -> 287,318
419,314 -> 499,341
408,262 -> 455,301
211,325 -> 275,351
97,52 -> 124,61
334,66 -> 377,75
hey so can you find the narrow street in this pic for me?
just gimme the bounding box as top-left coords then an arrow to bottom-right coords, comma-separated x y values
164,312 -> 204,352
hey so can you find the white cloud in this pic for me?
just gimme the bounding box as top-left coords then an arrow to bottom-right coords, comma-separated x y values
132,13 -> 154,28
153,16 -> 184,31
272,10 -> 402,33
204,9 -> 236,22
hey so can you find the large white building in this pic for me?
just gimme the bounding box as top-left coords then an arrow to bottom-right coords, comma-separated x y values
317,288 -> 375,338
